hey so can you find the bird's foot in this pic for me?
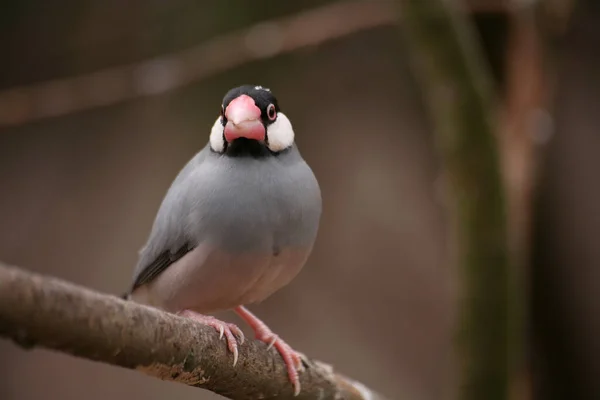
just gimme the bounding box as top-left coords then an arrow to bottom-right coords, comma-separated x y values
178,310 -> 245,366
235,306 -> 304,396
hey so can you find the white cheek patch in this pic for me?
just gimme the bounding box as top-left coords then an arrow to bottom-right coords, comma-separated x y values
209,116 -> 225,153
267,112 -> 295,152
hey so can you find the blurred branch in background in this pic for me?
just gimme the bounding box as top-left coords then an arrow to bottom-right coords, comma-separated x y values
497,1 -> 576,398
0,262 -> 389,400
0,1 -> 393,127
497,5 -> 544,400
0,0 -> 513,128
395,1 -> 512,400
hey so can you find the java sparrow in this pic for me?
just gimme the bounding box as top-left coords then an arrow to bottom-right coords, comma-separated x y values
123,85 -> 322,395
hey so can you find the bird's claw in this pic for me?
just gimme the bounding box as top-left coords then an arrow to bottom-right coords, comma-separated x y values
256,331 -> 304,395
178,310 -> 244,367
232,325 -> 245,345
266,334 -> 277,350
234,306 -> 305,395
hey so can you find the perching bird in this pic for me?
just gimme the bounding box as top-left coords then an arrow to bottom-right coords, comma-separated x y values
122,85 -> 322,395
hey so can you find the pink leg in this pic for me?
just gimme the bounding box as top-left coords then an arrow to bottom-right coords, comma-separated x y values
178,310 -> 245,366
235,306 -> 304,395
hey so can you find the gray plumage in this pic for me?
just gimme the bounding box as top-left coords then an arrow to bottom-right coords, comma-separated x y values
127,142 -> 322,314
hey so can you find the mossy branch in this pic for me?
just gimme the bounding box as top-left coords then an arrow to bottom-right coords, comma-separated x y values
394,1 -> 512,399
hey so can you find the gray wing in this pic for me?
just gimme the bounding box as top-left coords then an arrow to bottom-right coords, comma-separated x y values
127,145 -> 210,294
129,243 -> 191,291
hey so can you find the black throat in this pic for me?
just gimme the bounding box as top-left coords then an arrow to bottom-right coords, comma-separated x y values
224,138 -> 274,158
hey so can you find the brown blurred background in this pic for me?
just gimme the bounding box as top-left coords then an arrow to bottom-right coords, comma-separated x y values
0,1 -> 597,399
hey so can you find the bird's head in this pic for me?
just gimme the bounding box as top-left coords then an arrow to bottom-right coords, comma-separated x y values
209,85 -> 295,155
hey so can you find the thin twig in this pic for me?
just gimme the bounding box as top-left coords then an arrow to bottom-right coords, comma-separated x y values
499,6 -> 547,399
0,0 -> 511,127
0,262 -> 389,400
0,1 -> 394,127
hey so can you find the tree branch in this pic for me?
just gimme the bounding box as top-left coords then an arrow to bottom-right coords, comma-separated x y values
0,0 -> 512,127
0,1 -> 393,127
0,262 -> 388,400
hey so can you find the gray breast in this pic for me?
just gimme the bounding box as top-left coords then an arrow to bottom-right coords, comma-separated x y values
131,145 -> 322,313
184,146 -> 322,254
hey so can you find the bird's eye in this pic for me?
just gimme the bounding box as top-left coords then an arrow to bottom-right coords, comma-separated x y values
267,104 -> 277,121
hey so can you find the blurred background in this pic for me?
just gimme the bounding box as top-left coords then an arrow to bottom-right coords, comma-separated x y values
0,1 -> 596,399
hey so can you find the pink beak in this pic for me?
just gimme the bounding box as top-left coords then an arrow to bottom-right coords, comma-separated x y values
224,95 -> 265,142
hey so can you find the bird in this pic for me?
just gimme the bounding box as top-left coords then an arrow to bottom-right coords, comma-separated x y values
122,84 -> 322,395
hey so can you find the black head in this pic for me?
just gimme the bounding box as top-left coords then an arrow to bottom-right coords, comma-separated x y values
222,85 -> 280,121
209,85 -> 295,155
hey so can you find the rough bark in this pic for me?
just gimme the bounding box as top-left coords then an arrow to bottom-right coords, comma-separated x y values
0,262 -> 388,400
